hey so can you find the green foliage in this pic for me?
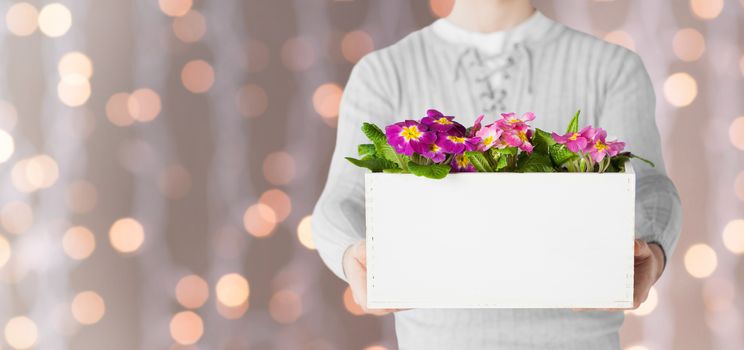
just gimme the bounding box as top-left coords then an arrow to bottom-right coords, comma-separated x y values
531,128 -> 556,155
609,152 -> 655,172
516,152 -> 555,173
407,162 -> 451,179
360,122 -> 407,170
382,168 -> 404,173
548,143 -> 578,166
358,144 -> 376,157
566,110 -> 580,133
361,122 -> 386,144
464,151 -> 493,172
345,157 -> 398,172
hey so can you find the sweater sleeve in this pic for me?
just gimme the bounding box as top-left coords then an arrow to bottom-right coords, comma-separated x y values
312,54 -> 394,281
598,49 -> 683,267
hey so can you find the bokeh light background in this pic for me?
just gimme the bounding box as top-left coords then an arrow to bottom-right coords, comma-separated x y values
0,0 -> 742,349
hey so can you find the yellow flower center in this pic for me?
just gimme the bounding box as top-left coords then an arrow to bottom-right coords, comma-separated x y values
435,117 -> 453,125
594,140 -> 608,151
447,135 -> 465,144
482,136 -> 494,145
508,117 -> 520,124
568,133 -> 579,141
400,125 -> 422,141
518,131 -> 528,142
430,144 -> 440,152
456,155 -> 470,168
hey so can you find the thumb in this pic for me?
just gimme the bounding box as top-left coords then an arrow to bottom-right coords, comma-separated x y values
354,240 -> 367,267
634,239 -> 651,258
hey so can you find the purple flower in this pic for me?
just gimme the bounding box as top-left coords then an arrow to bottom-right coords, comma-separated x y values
436,132 -> 481,154
587,128 -> 625,162
451,154 -> 476,172
551,126 -> 596,153
421,141 -> 446,163
385,120 -> 436,156
421,109 -> 457,133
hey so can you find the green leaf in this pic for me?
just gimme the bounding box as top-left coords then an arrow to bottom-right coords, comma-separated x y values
495,155 -> 508,171
531,128 -> 556,155
516,152 -> 555,173
610,152 -> 655,172
464,151 -> 493,172
345,157 -> 398,172
628,153 -> 655,167
358,144 -> 376,157
382,168 -> 404,173
361,123 -> 386,144
566,110 -> 580,134
407,162 -> 450,179
549,143 -> 578,166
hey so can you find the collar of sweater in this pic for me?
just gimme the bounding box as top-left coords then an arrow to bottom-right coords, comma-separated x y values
429,10 -> 556,55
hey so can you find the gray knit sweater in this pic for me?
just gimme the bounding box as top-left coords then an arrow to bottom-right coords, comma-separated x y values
312,11 -> 682,350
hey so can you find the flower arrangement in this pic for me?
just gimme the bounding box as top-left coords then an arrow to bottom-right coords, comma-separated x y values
346,109 -> 653,179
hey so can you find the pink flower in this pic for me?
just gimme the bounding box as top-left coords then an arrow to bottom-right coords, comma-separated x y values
496,112 -> 535,130
501,124 -> 534,153
385,120 -> 436,156
551,126 -> 596,153
474,122 -> 503,151
587,128 -> 625,162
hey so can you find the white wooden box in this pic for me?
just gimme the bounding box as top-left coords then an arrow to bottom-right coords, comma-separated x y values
365,166 -> 635,309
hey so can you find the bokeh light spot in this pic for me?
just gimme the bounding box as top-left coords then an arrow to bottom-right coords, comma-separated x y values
38,3 -> 72,37
181,60 -> 214,93
684,243 -> 717,278
262,151 -> 296,185
172,10 -> 206,43
259,189 -> 291,223
71,291 -> 105,325
109,218 -> 145,254
1,201 -> 33,235
215,273 -> 250,307
169,311 -> 203,345
243,203 -> 277,238
57,74 -> 91,107
58,51 -> 93,79
159,0 -> 193,17
341,31 -> 375,63
672,28 -> 705,62
429,0 -> 454,18
663,72 -> 697,107
63,226 -> 96,260
6,2 -> 38,36
4,316 -> 37,349
0,130 -> 16,163
127,88 -> 162,122
603,30 -> 635,51
313,83 -> 343,123
106,93 -> 135,127
728,116 -> 744,151
297,215 -> 315,250
690,0 -> 723,20
175,274 -> 209,309
0,235 -> 10,268
722,219 -> 744,254
269,289 -> 303,324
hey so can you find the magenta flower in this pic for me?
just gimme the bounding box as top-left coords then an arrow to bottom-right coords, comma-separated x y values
385,120 -> 436,156
496,112 -> 535,129
421,141 -> 446,163
451,154 -> 476,172
587,128 -> 625,162
551,125 -> 596,153
468,115 -> 485,137
501,124 -> 534,153
474,122 -> 503,151
436,132 -> 481,154
421,109 -> 458,133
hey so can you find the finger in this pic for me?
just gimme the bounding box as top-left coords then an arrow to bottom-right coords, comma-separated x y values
354,241 -> 367,267
634,239 -> 651,258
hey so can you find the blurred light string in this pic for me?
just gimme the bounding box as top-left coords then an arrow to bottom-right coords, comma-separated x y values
34,0 -> 92,348
201,0 -> 252,347
131,0 -> 179,348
